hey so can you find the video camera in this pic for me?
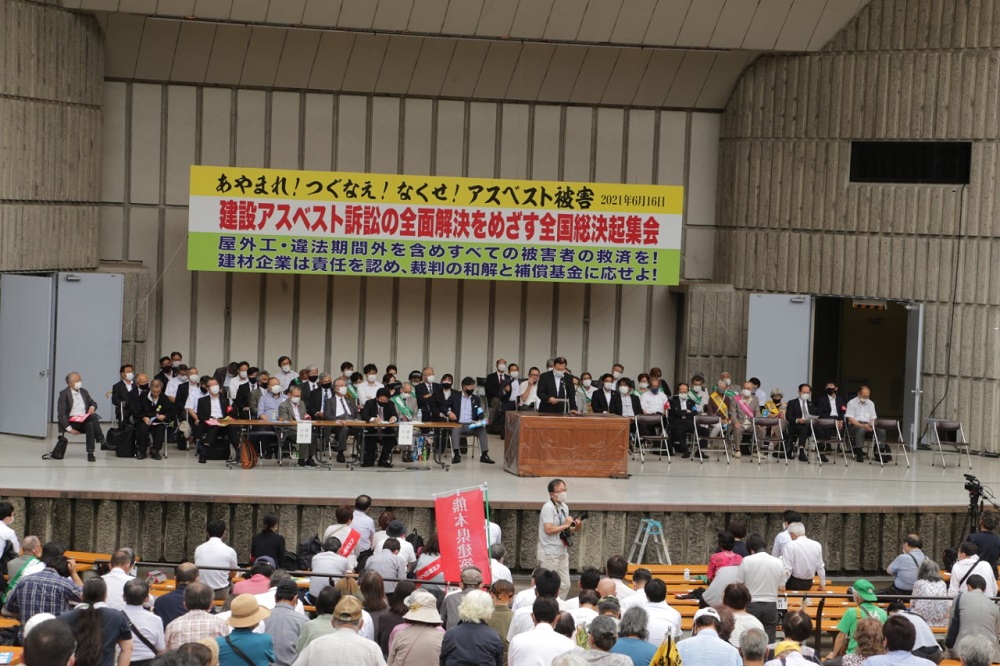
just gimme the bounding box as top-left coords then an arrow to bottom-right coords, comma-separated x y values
559,511 -> 589,548
966,474 -> 984,496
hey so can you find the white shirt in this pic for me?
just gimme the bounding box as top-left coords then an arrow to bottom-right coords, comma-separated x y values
124,604 -> 166,662
69,389 -> 86,418
372,533 -> 416,567
948,555 -> 998,597
619,590 -> 649,612
193,537 -> 238,590
755,388 -> 769,408
165,376 -> 183,397
642,601 -> 682,646
772,529 -> 792,558
621,395 -> 635,418
487,521 -> 502,547
309,551 -> 351,599
568,606 -> 598,629
275,369 -> 297,391
894,611 -> 939,651
209,395 -> 223,418
491,559 -> 513,584
508,600 -> 570,640
184,386 -> 207,412
612,579 -> 637,599
229,377 -> 249,401
845,396 -> 878,423
322,524 -> 359,570
255,589 -> 305,615
641,391 -> 669,414
356,381 -> 384,405
101,567 -> 134,610
0,522 -> 20,559
352,511 -> 376,552
782,536 -> 826,582
736,552 -> 787,603
538,500 -> 568,554
520,383 -> 540,409
511,587 -> 536,612
508,622 -> 578,666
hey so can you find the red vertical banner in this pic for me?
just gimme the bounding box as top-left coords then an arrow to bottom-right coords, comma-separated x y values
435,486 -> 492,586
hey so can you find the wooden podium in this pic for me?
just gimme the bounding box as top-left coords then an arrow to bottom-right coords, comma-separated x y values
502,412 -> 630,478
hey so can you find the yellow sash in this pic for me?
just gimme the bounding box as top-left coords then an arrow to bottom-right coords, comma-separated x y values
765,400 -> 779,416
710,391 -> 728,419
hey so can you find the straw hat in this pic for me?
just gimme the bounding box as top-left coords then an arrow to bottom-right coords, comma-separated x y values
402,589 -> 442,624
227,594 -> 270,628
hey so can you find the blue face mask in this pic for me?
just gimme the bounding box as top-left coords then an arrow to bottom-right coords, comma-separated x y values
651,388 -> 660,394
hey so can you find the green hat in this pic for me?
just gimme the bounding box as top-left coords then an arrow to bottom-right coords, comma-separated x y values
852,579 -> 877,603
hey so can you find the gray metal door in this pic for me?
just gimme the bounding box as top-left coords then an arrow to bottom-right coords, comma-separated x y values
51,273 -> 124,422
903,302 -> 924,448
0,275 -> 56,437
746,294 -> 814,397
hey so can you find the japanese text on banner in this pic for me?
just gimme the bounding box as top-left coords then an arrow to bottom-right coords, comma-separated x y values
434,487 -> 491,587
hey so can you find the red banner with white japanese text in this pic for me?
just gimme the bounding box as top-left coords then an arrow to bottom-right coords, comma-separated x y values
434,486 -> 492,586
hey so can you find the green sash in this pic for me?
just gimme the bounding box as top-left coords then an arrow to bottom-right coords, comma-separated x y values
391,395 -> 413,419
1,556 -> 38,603
346,384 -> 359,401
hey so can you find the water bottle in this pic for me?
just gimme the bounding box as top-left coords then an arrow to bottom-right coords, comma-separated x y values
683,568 -> 691,581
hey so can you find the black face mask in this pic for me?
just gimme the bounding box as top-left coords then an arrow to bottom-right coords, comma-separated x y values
248,377 -> 258,385
161,366 -> 171,374
826,387 -> 836,395
308,375 -> 319,383
320,382 -> 332,390
464,388 -> 475,395
138,384 -> 149,391
442,383 -> 452,390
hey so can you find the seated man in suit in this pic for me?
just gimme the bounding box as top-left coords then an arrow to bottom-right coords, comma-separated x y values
393,382 -> 419,422
226,361 -> 250,401
57,371 -> 106,462
667,382 -> 696,458
324,377 -> 359,464
111,364 -> 140,426
360,388 -> 397,468
610,377 -> 642,417
442,376 -> 494,465
194,378 -> 239,464
536,357 -> 579,414
784,383 -> 828,463
278,385 -> 316,468
153,356 -> 174,388
136,379 -> 171,460
590,373 -> 615,414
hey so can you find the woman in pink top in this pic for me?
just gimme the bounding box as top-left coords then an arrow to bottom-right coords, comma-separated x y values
708,531 -> 743,581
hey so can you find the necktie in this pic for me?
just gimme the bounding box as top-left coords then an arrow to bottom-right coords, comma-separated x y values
558,380 -> 564,399
340,398 -> 347,416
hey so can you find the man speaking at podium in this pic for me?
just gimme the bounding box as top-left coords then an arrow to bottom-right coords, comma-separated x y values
537,357 -> 579,415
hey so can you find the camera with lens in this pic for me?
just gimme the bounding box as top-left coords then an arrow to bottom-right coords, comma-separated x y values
559,511 -> 589,547
966,474 -> 984,495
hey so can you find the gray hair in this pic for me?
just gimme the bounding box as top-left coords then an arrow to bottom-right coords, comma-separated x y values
318,372 -> 331,381
959,634 -> 995,666
490,543 -> 506,561
917,558 -> 943,582
307,365 -> 319,372
739,628 -> 769,661
618,607 -> 649,640
589,615 -> 618,651
787,522 -> 806,537
457,590 -> 494,624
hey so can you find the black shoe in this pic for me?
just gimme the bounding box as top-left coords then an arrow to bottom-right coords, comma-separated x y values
854,454 -> 865,463
681,451 -> 691,459
136,450 -> 147,460
298,459 -> 308,467
797,451 -> 809,462
87,452 -> 96,462
306,458 -> 318,468
198,455 -> 206,464
452,452 -> 462,464
819,454 -> 830,463
150,452 -> 162,460
378,460 -> 393,469
361,462 -> 375,468
99,440 -> 112,451
480,453 -> 495,464
336,452 -> 346,463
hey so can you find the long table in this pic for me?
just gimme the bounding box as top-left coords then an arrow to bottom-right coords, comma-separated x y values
222,418 -> 461,470
502,412 -> 630,478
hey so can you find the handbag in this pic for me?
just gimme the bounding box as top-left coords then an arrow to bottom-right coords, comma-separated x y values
240,435 -> 259,469
944,591 -> 962,649
43,435 -> 68,461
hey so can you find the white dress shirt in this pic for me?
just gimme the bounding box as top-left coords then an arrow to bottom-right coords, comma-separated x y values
772,529 -> 792,558
165,376 -> 183,397
209,395 -> 223,418
356,381 -> 383,405
621,395 -> 635,418
229,377 -> 248,401
508,623 -> 578,666
568,606 -> 598,629
619,590 -> 649,612
511,587 -> 536,612
845,396 -> 878,423
487,520 -> 502,546
124,604 -> 166,662
69,389 -> 86,418
613,579 -> 637,599
491,558 -> 513,584
184,386 -> 207,412
101,567 -> 135,610
640,391 -> 669,414
508,600 -> 570,641
642,601 -> 682,645
193,537 -> 238,591
782,536 -> 826,583
352,510 -> 376,552
948,555 -> 998,597
321,524 -> 359,570
0,522 -> 20,559
308,551 -> 350,599
736,552 -> 787,603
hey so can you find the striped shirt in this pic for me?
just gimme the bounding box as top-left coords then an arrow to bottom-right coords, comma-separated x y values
165,609 -> 230,650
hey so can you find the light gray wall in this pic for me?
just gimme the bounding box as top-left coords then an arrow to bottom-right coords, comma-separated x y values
0,0 -> 103,271
100,82 -> 719,382
703,0 -> 1000,450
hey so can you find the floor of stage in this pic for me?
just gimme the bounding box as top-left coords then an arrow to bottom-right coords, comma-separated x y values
0,431 -> 981,511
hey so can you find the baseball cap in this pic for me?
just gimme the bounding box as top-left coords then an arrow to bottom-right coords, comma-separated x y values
852,579 -> 878,603
255,556 -> 277,568
693,607 -> 721,623
334,596 -> 363,622
461,567 -> 483,586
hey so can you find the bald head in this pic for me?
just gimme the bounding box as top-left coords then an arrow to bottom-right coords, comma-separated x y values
597,578 -> 617,599
21,536 -> 40,554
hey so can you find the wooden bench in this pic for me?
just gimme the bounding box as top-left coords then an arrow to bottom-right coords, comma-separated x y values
0,617 -> 21,629
64,550 -> 113,573
0,646 -> 23,665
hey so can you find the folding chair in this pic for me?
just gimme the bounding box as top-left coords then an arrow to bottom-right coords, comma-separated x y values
870,418 -> 910,468
692,415 -> 731,464
634,414 -> 671,464
811,418 -> 849,466
752,417 -> 787,465
930,420 -> 973,469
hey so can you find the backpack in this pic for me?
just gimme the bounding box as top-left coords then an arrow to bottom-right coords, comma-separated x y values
297,535 -> 324,570
239,436 -> 259,469
650,632 -> 682,666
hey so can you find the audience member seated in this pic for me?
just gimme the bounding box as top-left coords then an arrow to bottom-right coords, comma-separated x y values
154,563 -> 200,628
508,597 -> 577,666
357,364 -> 383,405
610,607 -> 658,665
440,589 -> 503,666
293,596 -> 383,665
264,579 -> 306,666
22,618 -> 76,666
233,558 -> 275,596
216,594 -> 273,666
910,559 -> 949,627
949,542 -> 998,597
165,582 -> 231,650
194,378 -> 239,464
3,544 -> 82,625
945,574 -> 1000,662
101,548 -> 136,611
58,578 -> 133,666
387,588 -> 445,664
364,538 -> 406,594
640,578 -> 681,647
676,607 -> 742,666
123,578 -> 166,665
308,536 -> 349,602
564,614 -> 632,665
823,581 -> 887,665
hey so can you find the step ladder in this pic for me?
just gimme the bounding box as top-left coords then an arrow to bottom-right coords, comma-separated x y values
627,518 -> 671,565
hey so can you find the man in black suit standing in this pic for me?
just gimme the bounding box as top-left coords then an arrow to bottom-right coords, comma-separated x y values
57,371 -> 105,462
784,383 -> 827,463
590,373 -> 615,414
415,366 -> 440,422
485,359 -> 513,408
194,378 -> 239,464
324,377 -> 359,464
111,364 -> 139,425
536,357 -> 578,414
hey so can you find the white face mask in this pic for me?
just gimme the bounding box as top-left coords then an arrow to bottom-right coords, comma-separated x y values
189,376 -> 199,384
209,385 -> 220,395
724,378 -> 732,386
125,372 -> 134,382
638,382 -> 649,390
343,370 -> 352,377
555,491 -> 567,503
741,389 -> 752,397
401,392 -> 411,399
367,374 -> 377,383
553,370 -> 564,379
612,371 -> 622,380
172,360 -> 180,368
178,375 -> 188,382
604,382 -> 614,391
281,364 -> 291,373
582,379 -> 592,388
270,385 -> 282,395
497,364 -> 507,373
800,393 -> 811,401
619,386 -> 631,395
426,375 -> 436,383
239,371 -> 248,379
290,396 -> 300,405
336,386 -> 347,396
510,371 -> 519,379
72,381 -> 82,390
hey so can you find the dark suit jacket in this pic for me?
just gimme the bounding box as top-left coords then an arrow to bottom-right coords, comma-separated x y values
609,392 -> 642,417
536,370 -> 577,413
591,389 -> 614,414
668,396 -> 698,423
173,382 -> 190,419
196,393 -> 232,423
140,393 -> 172,423
212,367 -> 231,387
784,397 -> 819,426
431,388 -> 457,420
441,391 -> 486,423
323,393 -> 358,420
816,394 -> 847,420
153,370 -> 173,387
416,382 -> 440,415
361,399 -> 398,423
484,372 -> 513,405
111,380 -> 140,423
233,382 -> 256,418
308,386 -> 335,419
57,386 -> 98,432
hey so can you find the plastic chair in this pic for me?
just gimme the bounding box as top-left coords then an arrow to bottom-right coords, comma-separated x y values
752,417 -> 787,465
634,414 -> 671,464
930,420 -> 973,469
870,418 -> 910,468
693,414 -> 731,464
